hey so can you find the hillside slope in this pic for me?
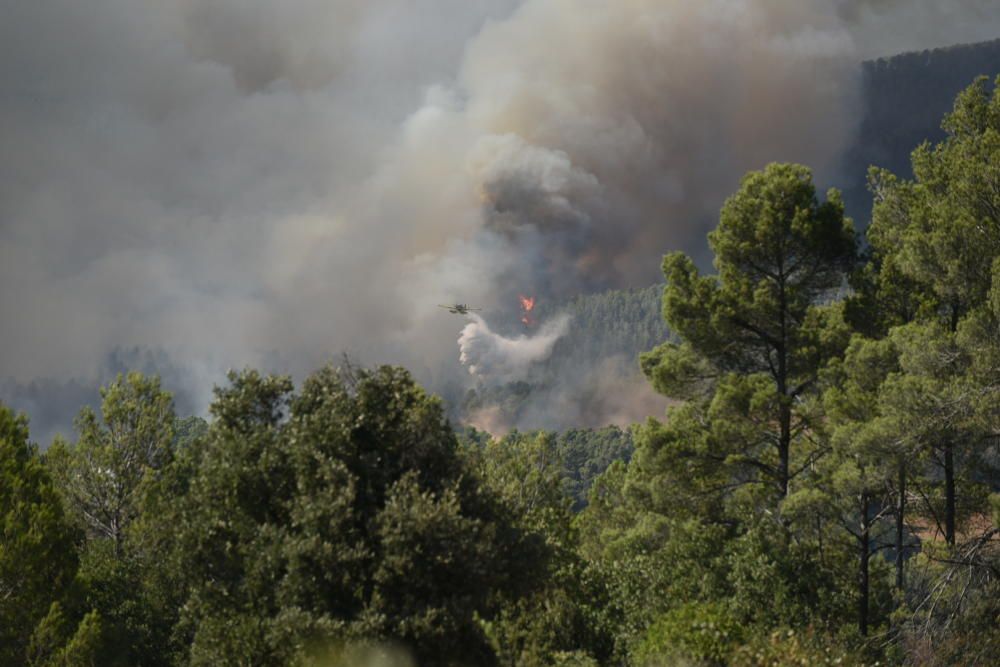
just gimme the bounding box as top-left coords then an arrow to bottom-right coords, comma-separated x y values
461,285 -> 670,432
841,38 -> 1000,223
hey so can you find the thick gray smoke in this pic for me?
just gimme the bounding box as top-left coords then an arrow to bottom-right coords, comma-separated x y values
2,0 -> 997,439
837,0 -> 1000,58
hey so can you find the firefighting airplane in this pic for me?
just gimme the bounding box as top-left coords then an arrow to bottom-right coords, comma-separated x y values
437,303 -> 482,315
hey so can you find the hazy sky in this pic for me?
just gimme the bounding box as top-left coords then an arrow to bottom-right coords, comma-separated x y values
3,0 -> 999,441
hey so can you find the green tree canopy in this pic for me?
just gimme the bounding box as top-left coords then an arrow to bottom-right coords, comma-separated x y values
155,364 -> 546,666
867,75 -> 1000,328
0,403 -> 98,666
50,372 -> 175,549
642,162 -> 856,499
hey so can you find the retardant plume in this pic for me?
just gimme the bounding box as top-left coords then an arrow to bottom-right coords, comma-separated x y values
459,314 -> 570,384
1,0 -> 997,437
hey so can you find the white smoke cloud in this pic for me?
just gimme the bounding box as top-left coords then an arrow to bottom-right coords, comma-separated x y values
518,356 -> 671,432
459,314 -> 570,383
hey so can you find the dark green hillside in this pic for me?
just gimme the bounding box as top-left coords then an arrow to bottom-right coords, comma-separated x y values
842,38 -> 1000,222
543,284 -> 670,368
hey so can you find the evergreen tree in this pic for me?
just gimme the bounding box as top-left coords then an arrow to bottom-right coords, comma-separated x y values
865,75 -> 1000,547
0,404 -> 98,665
788,335 -> 903,636
155,364 -> 545,666
640,162 -> 855,504
49,372 -> 175,550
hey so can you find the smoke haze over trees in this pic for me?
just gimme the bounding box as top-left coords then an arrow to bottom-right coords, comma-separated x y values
8,1 -> 1000,439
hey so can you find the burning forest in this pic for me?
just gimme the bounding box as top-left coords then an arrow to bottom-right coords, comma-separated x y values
4,1 -> 1000,665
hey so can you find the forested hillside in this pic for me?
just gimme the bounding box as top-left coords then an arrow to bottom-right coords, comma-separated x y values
543,286 -> 670,366
460,286 -> 669,431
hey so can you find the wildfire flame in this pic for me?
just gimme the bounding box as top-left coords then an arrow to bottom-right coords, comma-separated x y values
519,294 -> 536,327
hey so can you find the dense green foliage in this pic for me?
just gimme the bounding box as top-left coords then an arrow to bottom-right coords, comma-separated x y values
6,77 -> 1000,666
0,405 -> 101,666
841,39 -> 1000,225
459,426 -> 633,512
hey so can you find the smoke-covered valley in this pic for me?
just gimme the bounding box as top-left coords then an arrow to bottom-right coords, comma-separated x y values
4,0 -> 1000,441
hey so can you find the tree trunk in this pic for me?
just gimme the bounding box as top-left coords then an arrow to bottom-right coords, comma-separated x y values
859,492 -> 871,637
778,400 -> 790,497
895,460 -> 906,591
944,443 -> 956,546
777,275 -> 790,499
776,336 -> 790,498
943,303 -> 960,547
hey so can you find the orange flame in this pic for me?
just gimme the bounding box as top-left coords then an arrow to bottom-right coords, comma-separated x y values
519,294 -> 536,327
